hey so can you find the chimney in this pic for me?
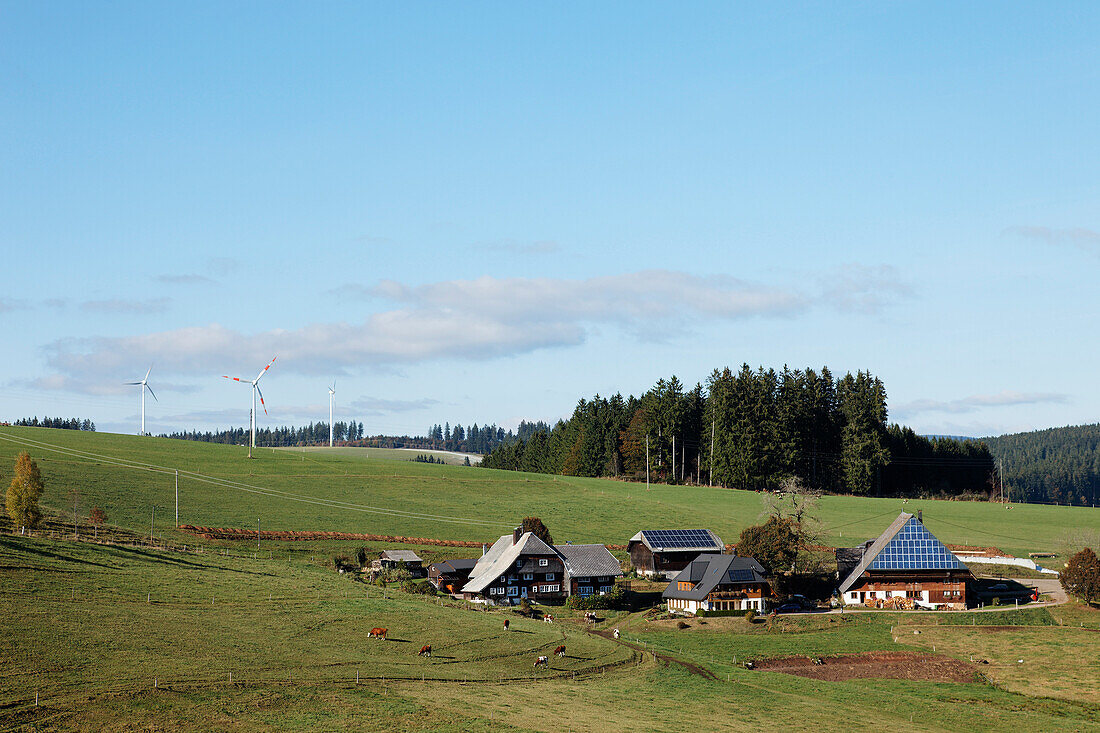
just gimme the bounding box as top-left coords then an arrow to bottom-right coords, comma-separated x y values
917,510 -> 923,523
513,526 -> 523,545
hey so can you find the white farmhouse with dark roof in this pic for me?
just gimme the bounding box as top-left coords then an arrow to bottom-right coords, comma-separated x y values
836,512 -> 972,610
662,554 -> 770,615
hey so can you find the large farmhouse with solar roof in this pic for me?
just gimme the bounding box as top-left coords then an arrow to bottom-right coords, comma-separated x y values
628,529 -> 724,578
662,554 -> 770,615
836,511 -> 973,610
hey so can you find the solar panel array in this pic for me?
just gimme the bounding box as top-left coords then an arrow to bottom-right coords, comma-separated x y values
868,518 -> 963,571
642,529 -> 718,550
726,568 -> 756,583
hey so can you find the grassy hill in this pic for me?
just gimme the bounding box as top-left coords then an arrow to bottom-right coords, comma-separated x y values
1,426 -> 1097,559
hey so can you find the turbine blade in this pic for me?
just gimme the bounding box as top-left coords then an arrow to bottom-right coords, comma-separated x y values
125,381 -> 143,385
223,376 -> 248,383
254,355 -> 277,383
146,384 -> 158,402
256,385 -> 268,415
144,365 -> 153,382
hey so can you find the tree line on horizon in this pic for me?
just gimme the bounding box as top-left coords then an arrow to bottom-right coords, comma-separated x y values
983,424 -> 1100,507
11,416 -> 96,431
161,420 -> 366,446
479,365 -> 999,499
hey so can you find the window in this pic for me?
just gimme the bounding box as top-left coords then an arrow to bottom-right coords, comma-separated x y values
578,586 -> 594,596
499,575 -> 506,583
490,587 -> 503,595
523,573 -> 534,580
545,573 -> 555,581
507,587 -> 518,596
599,585 -> 613,594
539,559 -> 548,567
516,560 -> 523,568
539,584 -> 560,593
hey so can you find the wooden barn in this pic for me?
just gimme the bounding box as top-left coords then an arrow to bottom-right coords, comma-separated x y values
628,529 -> 724,577
428,558 -> 478,595
662,554 -> 770,615
372,549 -> 426,578
836,511 -> 972,610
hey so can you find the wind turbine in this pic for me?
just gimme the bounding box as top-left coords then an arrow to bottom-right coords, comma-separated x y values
125,366 -> 157,435
223,356 -> 276,457
328,380 -> 336,447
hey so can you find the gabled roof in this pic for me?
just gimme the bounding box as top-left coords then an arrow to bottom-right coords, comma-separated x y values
557,544 -> 623,578
380,549 -> 423,563
629,529 -> 724,553
461,532 -> 559,594
837,513 -> 968,594
662,554 -> 768,601
429,558 -> 478,574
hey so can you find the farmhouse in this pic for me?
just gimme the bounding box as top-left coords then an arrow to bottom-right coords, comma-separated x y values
428,558 -> 478,594
836,512 -> 972,610
557,543 -> 623,598
628,529 -> 724,577
662,554 -> 770,615
372,549 -> 426,578
461,528 -> 567,605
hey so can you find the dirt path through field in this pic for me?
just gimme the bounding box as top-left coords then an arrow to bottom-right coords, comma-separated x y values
590,628 -> 717,681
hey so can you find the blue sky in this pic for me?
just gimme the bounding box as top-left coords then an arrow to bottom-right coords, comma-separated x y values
2,2 -> 1098,438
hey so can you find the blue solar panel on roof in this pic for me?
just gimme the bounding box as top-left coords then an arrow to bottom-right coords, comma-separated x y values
727,568 -> 754,583
867,518 -> 962,571
642,529 -> 718,549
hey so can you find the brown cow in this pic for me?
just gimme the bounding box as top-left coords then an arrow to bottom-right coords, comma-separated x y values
369,627 -> 387,640
418,644 -> 432,657
503,619 -> 510,631
554,645 -> 566,658
534,655 -> 548,668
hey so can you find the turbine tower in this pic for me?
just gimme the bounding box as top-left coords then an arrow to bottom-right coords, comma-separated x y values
328,380 -> 336,447
125,366 -> 157,435
223,356 -> 276,457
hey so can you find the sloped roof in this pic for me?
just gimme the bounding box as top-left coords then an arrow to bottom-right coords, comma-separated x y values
381,549 -> 423,563
628,529 -> 724,553
557,544 -> 623,578
461,532 -> 558,594
837,513 -> 968,594
662,554 -> 768,601
429,558 -> 478,574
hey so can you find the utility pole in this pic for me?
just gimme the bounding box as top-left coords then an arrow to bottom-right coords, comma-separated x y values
646,435 -> 650,490
150,505 -> 158,546
682,441 -> 685,482
258,518 -> 261,551
248,408 -> 253,460
175,470 -> 179,527
1000,460 -> 1005,504
672,435 -> 676,482
709,421 -> 715,487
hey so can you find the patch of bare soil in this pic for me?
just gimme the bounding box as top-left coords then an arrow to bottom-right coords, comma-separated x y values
753,651 -> 977,683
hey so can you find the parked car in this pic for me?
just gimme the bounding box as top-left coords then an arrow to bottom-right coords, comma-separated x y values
775,603 -> 803,614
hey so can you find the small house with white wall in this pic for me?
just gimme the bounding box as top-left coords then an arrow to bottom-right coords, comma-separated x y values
662,554 -> 770,615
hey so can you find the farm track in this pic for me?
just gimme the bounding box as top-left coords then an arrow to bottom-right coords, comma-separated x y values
591,627 -> 717,681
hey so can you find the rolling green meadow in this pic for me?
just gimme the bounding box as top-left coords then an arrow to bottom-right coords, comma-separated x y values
2,425 -> 1100,731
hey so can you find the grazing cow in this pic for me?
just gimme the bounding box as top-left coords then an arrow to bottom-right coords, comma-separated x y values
613,629 -> 620,640
554,645 -> 566,658
534,655 -> 548,668
744,660 -> 755,670
369,627 -> 387,640
543,614 -> 553,624
503,619 -> 510,631
418,644 -> 432,657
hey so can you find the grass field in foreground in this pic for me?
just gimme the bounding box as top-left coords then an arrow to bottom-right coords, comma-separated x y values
0,426 -> 1097,559
3,534 -> 1099,732
288,445 -> 482,466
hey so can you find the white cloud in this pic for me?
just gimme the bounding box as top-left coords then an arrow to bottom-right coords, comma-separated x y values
893,390 -> 1069,417
38,268 -> 901,392
819,264 -> 913,314
1007,225 -> 1100,256
80,298 -> 172,315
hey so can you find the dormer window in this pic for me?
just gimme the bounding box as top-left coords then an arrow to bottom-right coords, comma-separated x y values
539,559 -> 548,567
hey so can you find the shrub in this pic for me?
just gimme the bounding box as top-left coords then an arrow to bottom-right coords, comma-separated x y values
333,554 -> 355,572
991,597 -> 1001,607
88,507 -> 107,526
401,580 -> 438,596
745,610 -> 757,624
676,620 -> 690,629
1061,548 -> 1100,605
566,586 -> 627,611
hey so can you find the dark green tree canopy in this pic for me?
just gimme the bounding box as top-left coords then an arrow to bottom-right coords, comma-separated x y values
521,516 -> 553,546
